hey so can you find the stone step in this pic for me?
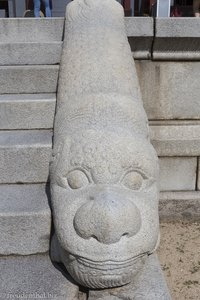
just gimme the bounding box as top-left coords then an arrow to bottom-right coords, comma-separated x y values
0,42 -> 63,65
0,65 -> 59,94
0,130 -> 52,184
0,126 -> 199,184
0,94 -> 56,130
0,18 -> 64,43
0,254 -> 79,300
150,125 -> 200,156
0,184 -> 51,255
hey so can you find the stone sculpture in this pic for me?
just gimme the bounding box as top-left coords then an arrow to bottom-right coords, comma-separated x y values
50,0 -> 167,298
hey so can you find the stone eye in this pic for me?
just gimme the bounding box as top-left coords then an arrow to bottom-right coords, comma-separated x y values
122,172 -> 143,190
67,170 -> 89,189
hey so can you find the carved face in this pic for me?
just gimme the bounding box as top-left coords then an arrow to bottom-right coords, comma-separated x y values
50,130 -> 159,289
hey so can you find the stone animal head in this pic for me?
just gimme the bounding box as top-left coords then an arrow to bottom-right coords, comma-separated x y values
50,129 -> 159,289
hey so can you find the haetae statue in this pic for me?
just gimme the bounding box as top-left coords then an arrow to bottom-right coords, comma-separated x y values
50,0 -> 170,299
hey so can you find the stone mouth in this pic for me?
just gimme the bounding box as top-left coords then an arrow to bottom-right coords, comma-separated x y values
75,253 -> 147,271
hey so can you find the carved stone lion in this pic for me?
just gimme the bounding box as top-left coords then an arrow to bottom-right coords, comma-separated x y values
50,0 -> 159,292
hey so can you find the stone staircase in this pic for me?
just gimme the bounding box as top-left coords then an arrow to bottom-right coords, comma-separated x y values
0,18 -> 67,299
0,16 -> 200,299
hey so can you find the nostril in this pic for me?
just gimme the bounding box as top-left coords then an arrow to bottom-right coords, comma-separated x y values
90,234 -> 99,241
122,232 -> 129,237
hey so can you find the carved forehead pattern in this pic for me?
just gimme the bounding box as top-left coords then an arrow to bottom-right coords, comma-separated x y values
55,95 -> 149,139
52,130 -> 158,184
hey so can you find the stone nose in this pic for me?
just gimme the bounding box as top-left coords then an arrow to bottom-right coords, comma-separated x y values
73,189 -> 141,244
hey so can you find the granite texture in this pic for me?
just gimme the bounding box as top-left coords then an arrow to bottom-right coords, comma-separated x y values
0,65 -> 59,94
50,0 -> 160,291
136,61 -> 200,120
88,254 -> 171,300
0,130 -> 52,183
150,125 -> 200,156
0,184 -> 51,255
0,18 -> 64,42
0,42 -> 62,65
153,18 -> 200,60
125,17 -> 154,59
198,158 -> 200,191
0,94 -> 56,130
159,157 -> 197,191
159,191 -> 200,222
0,254 -> 78,300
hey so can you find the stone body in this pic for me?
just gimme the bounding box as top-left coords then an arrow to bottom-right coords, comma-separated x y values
50,0 -> 159,290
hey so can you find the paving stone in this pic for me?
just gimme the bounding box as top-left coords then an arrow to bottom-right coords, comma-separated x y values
136,61 -> 200,120
0,65 -> 59,94
0,130 -> 52,183
150,125 -> 200,156
159,157 -> 197,191
153,18 -> 200,60
0,18 -> 64,42
0,184 -> 51,255
159,191 -> 200,222
0,94 -> 56,130
0,42 -> 62,65
0,254 -> 79,300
